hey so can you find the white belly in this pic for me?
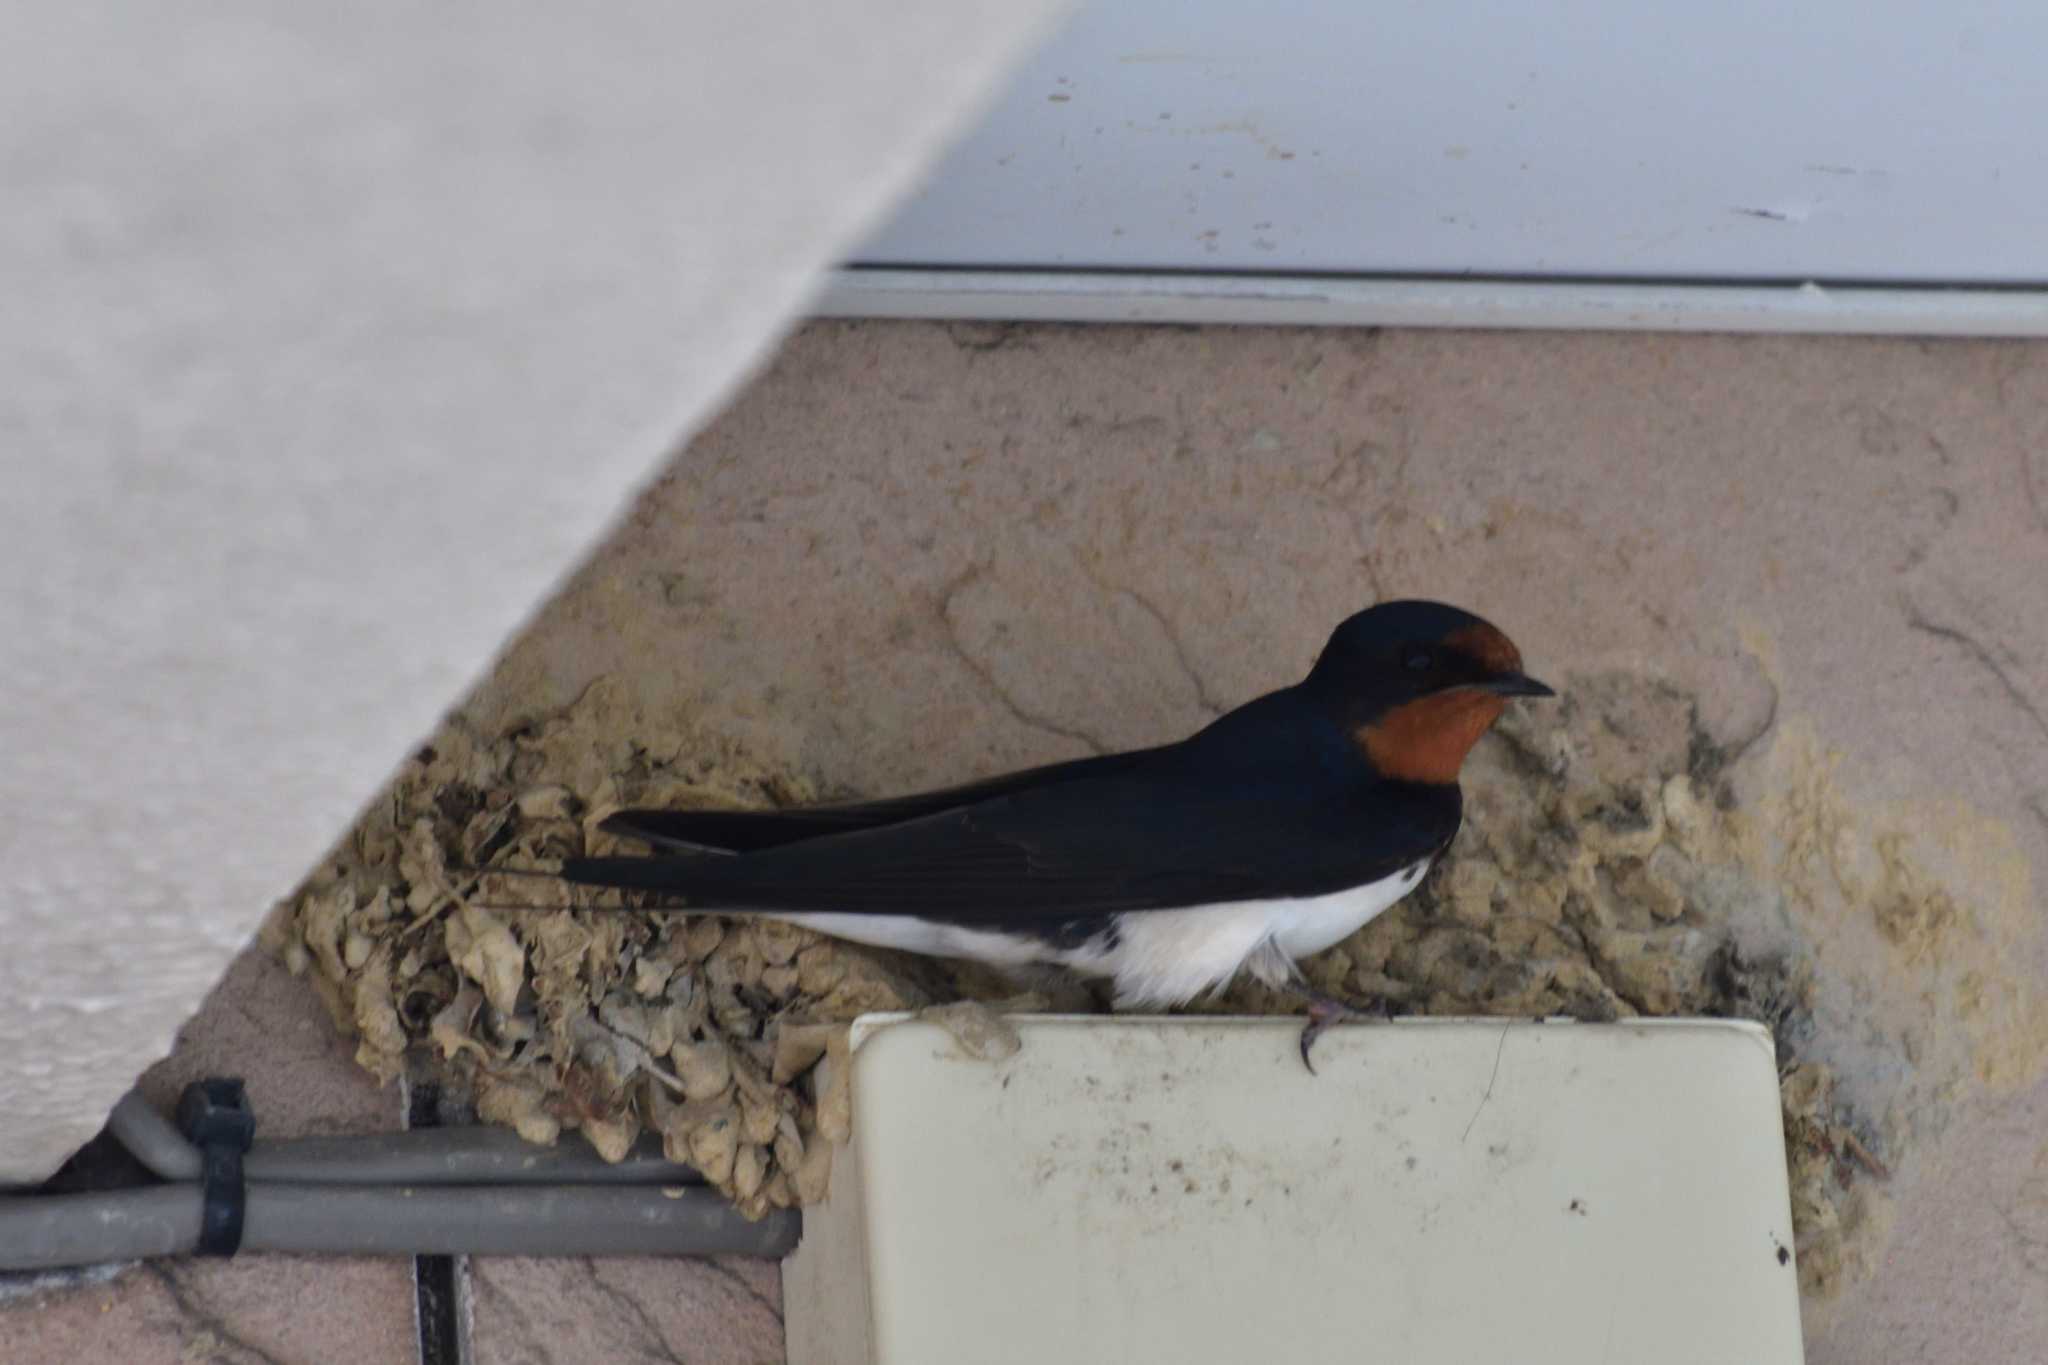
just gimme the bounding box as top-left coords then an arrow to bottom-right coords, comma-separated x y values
1090,858 -> 1433,1007
779,858 -> 1434,1009
1269,858 -> 1433,959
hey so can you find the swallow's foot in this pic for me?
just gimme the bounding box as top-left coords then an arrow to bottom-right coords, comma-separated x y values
1297,992 -> 1393,1075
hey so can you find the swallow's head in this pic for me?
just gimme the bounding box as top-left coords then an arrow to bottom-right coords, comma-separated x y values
1305,600 -> 1554,785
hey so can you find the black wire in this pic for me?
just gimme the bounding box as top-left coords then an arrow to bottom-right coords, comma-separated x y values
406,1082 -> 464,1365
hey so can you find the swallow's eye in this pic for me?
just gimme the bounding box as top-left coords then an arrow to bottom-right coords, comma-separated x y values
1404,651 -> 1434,672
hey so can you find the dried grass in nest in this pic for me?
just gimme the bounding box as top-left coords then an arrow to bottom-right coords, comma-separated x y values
266,678 -> 971,1218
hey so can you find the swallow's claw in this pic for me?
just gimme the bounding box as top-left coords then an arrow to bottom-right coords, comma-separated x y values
1297,993 -> 1383,1075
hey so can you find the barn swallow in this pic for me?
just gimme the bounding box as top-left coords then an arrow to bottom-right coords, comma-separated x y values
555,600 -> 1552,1070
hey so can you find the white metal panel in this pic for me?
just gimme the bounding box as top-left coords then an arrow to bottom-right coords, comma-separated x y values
854,0 -> 2048,283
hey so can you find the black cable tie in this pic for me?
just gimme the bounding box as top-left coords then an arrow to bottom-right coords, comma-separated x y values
176,1078 -> 256,1257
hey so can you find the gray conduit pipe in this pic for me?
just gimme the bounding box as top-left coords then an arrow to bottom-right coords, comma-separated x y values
0,1183 -> 799,1271
0,1091 -> 794,1273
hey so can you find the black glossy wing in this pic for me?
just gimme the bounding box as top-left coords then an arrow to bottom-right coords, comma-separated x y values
599,749 -> 1154,853
562,771 -> 1458,924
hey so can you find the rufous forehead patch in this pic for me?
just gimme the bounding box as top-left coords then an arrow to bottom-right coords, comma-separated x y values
1447,622 -> 1523,675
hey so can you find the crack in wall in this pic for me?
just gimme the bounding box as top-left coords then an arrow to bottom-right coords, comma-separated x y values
1905,603 -> 2048,748
936,565 -> 1114,756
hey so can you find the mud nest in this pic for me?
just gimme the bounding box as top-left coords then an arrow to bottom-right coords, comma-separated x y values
271,672 -> 1891,1292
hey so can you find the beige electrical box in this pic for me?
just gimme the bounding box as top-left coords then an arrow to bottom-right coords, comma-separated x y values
784,1015 -> 1804,1365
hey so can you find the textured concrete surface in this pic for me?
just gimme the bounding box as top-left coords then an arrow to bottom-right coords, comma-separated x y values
483,324 -> 2048,859
0,0 -> 1070,1183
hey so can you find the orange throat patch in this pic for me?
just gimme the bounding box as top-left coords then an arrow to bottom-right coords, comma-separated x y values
1359,690 -> 1509,785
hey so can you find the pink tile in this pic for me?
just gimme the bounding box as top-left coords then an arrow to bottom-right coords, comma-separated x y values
0,1257 -> 419,1365
468,1256 -> 784,1365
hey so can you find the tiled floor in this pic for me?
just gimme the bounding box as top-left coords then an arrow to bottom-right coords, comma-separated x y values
7,319 -> 2047,1362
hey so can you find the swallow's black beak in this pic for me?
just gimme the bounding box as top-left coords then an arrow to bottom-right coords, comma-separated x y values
1478,671 -> 1555,699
